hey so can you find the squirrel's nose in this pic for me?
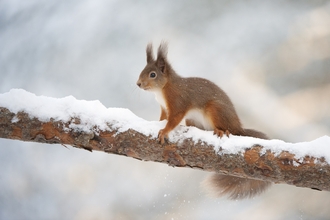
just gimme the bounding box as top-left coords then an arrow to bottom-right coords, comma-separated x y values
137,82 -> 141,87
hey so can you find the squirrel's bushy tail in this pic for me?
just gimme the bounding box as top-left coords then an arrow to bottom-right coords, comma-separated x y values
204,128 -> 271,200
204,173 -> 271,199
243,128 -> 269,140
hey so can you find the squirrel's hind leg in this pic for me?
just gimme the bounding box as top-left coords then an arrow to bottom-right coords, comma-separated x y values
213,128 -> 230,138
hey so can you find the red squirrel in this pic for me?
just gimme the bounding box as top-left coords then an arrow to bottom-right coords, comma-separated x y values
137,42 -> 271,199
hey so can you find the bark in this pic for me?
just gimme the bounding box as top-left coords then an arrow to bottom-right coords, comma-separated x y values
0,106 -> 329,192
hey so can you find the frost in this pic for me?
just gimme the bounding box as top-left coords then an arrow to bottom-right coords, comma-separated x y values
293,161 -> 300,167
11,116 -> 19,123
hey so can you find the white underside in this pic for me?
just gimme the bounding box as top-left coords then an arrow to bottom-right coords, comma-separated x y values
153,90 -> 213,130
185,109 -> 213,131
153,90 -> 167,109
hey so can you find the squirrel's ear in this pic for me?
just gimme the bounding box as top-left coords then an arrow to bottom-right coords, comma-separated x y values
156,42 -> 168,73
146,43 -> 154,63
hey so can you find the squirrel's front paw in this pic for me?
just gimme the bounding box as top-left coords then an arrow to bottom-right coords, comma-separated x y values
214,128 -> 230,138
158,129 -> 169,144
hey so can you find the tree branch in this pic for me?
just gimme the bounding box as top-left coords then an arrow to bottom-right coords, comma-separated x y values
0,106 -> 330,192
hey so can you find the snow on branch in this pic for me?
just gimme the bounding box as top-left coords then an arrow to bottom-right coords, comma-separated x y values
0,89 -> 330,192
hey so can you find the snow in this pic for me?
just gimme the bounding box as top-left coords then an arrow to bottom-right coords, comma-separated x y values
1,89 -> 330,163
0,88 -> 162,136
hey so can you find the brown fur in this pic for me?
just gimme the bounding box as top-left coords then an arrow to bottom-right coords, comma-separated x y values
137,42 -> 271,199
204,173 -> 272,200
204,128 -> 271,199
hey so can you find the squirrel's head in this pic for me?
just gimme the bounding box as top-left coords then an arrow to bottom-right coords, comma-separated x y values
137,42 -> 171,91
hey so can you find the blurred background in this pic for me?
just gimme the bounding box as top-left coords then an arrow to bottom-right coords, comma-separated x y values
0,0 -> 330,219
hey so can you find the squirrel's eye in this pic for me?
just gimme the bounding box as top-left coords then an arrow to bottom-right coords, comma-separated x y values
150,72 -> 156,78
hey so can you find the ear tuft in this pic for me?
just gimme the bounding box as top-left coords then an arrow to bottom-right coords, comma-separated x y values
156,41 -> 168,73
146,43 -> 154,63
